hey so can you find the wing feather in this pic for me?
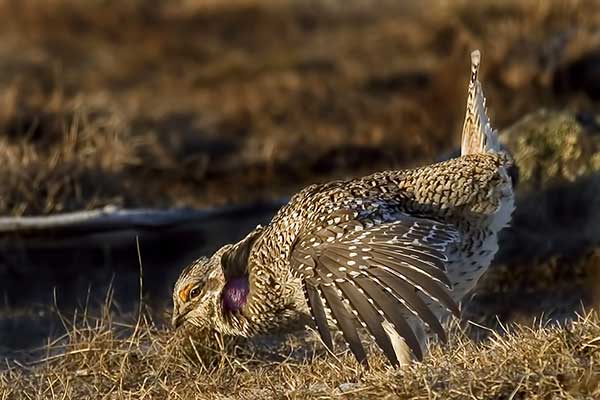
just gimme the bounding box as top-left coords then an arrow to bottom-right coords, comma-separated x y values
319,282 -> 368,365
351,275 -> 424,359
367,268 -> 448,341
323,243 -> 452,340
332,278 -> 400,366
290,213 -> 460,365
374,261 -> 459,316
369,248 -> 452,288
304,279 -> 333,351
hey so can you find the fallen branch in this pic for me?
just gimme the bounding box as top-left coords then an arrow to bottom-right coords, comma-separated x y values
0,202 -> 284,236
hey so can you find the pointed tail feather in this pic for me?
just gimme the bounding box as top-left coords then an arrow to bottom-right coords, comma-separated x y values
460,50 -> 501,156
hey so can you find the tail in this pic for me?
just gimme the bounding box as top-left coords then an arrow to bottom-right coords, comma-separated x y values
460,50 -> 501,156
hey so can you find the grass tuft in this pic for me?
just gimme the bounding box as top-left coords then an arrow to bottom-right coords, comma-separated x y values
2,306 -> 600,399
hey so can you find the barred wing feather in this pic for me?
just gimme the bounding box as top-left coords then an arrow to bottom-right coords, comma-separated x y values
290,213 -> 460,365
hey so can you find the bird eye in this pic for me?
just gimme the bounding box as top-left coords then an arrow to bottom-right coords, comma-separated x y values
189,286 -> 201,300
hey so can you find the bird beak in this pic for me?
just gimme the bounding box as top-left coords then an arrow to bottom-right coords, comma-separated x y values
172,311 -> 184,329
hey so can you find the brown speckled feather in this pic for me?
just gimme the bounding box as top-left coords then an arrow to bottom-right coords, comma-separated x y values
288,216 -> 459,362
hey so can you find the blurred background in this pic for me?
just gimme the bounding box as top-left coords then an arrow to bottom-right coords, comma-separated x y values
0,0 -> 599,360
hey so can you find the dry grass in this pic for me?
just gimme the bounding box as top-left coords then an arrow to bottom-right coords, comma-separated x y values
1,0 -> 599,214
2,300 -> 600,399
0,105 -> 146,214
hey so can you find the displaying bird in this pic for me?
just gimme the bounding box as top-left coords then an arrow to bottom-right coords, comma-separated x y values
171,50 -> 514,366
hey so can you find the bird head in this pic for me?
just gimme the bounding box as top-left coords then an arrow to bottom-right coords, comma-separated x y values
171,246 -> 230,330
171,228 -> 262,333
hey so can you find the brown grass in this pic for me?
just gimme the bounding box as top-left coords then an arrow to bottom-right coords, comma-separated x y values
1,0 -> 599,214
2,301 -> 600,399
0,106 -> 145,214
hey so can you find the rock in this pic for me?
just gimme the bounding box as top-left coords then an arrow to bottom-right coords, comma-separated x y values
338,382 -> 362,393
500,109 -> 600,191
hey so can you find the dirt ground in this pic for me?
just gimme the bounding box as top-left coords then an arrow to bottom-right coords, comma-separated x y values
1,0 -> 600,397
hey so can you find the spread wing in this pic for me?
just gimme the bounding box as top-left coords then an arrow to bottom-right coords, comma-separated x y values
290,210 -> 460,366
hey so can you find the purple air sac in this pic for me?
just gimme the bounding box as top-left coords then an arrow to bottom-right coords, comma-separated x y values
222,276 -> 250,312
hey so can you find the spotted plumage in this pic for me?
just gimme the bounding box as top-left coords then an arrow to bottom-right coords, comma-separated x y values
172,50 -> 514,366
